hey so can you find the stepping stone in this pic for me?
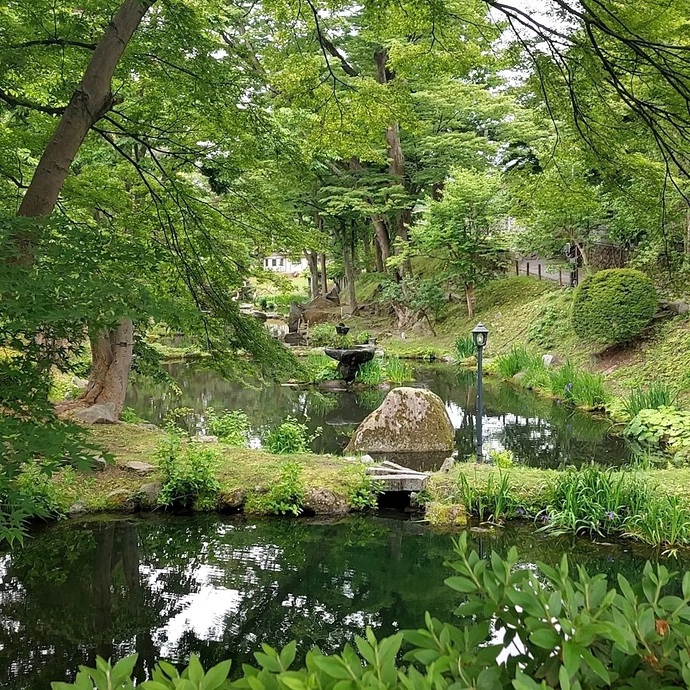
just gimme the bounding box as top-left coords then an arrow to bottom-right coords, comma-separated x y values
123,461 -> 156,476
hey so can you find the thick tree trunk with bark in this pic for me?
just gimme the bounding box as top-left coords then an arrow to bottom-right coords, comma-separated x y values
81,318 -> 134,415
304,249 -> 320,298
374,47 -> 412,276
373,216 -> 392,266
374,234 -> 384,273
17,0 -> 154,224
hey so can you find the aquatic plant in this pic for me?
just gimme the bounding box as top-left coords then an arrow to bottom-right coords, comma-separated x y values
206,408 -> 251,446
245,461 -> 305,516
299,353 -> 337,384
156,434 -> 220,510
623,381 -> 677,419
549,361 -> 607,408
456,471 -> 514,524
382,356 -> 414,384
356,358 -> 385,386
489,448 -> 514,468
264,416 -> 320,454
119,406 -> 147,424
542,465 -> 690,547
454,335 -> 475,360
60,531 -> 690,690
495,344 -> 536,378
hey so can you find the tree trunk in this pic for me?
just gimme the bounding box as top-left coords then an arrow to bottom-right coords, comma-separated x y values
81,318 -> 134,416
374,234 -> 384,273
465,284 -> 475,318
17,0 -> 154,226
319,252 -> 328,293
362,231 -> 373,271
342,222 -> 358,314
374,47 -> 412,276
304,249 -> 319,298
373,216 -> 391,266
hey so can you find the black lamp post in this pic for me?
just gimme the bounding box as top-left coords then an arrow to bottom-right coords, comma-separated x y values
472,323 -> 489,462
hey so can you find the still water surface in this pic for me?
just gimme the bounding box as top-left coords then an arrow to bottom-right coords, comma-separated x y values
126,363 -> 630,468
0,516 -> 680,689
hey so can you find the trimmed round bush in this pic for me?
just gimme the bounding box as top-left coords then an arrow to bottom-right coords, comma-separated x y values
571,268 -> 658,344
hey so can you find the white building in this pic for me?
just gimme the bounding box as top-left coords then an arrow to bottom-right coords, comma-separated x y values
262,253 -> 308,274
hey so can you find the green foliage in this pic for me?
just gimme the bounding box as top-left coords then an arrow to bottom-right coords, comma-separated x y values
57,531 -> 690,689
264,417 -> 320,454
307,324 -> 371,349
572,269 -> 658,345
356,356 -> 414,386
299,353 -> 338,384
454,335 -> 475,360
207,408 -> 251,446
496,345 -> 539,378
623,382 -> 677,419
156,434 -> 220,510
347,466 -> 383,510
548,361 -> 608,409
355,359 -> 385,386
490,449 -> 515,468
120,407 -> 147,424
625,406 -> 690,454
379,276 -> 448,322
383,356 -> 414,384
542,465 -> 690,547
457,471 -> 515,524
245,461 -> 305,516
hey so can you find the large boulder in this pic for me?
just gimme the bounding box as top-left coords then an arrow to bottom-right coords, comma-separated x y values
347,387 -> 455,453
302,296 -> 340,325
74,403 -> 117,424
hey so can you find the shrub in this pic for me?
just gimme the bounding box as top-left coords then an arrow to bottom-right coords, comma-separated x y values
572,268 -> 658,344
156,435 -> 220,510
490,448 -> 514,468
120,407 -> 147,424
264,416 -> 320,454
60,532 -> 690,690
245,461 -> 305,515
356,358 -> 384,386
454,335 -> 475,360
623,381 -> 676,419
206,408 -> 251,446
307,323 -> 338,346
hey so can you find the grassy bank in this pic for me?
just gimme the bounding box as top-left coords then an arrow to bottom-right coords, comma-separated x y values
351,274 -> 690,406
49,425 -> 373,515
428,463 -> 690,549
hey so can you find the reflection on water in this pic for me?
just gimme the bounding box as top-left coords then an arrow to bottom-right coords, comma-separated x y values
126,363 -> 630,468
0,516 -> 680,690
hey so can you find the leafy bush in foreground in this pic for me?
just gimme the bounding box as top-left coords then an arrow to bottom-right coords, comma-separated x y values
52,532 -> 690,690
572,268 -> 658,344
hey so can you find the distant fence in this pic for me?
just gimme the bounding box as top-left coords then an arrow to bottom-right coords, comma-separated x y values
515,260 -> 582,287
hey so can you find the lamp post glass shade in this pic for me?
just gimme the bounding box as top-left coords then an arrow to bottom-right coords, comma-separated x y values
472,323 -> 489,348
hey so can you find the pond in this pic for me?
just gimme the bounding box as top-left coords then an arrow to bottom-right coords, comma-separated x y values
1,515 -> 682,689
125,363 -> 631,469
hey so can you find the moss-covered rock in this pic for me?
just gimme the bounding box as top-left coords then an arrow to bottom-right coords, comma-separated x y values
346,387 -> 455,453
425,502 -> 467,527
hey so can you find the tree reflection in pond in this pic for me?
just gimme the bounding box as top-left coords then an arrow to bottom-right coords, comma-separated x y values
0,516 -> 683,690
